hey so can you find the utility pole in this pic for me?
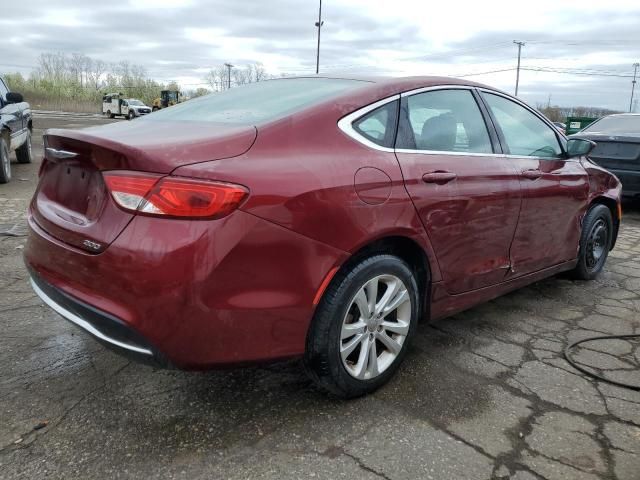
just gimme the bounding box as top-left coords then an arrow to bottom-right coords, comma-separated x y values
630,62 -> 639,113
315,0 -> 324,74
513,40 -> 525,96
224,63 -> 234,90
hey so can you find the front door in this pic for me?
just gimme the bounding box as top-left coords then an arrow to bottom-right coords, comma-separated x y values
480,91 -> 589,276
395,88 -> 522,294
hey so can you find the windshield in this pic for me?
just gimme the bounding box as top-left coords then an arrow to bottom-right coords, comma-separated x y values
582,115 -> 640,135
147,78 -> 368,124
128,100 -> 144,106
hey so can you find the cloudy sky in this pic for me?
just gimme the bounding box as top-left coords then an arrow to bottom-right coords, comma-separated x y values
2,0 -> 639,110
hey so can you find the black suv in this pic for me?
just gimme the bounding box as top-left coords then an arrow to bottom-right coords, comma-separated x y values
0,76 -> 33,183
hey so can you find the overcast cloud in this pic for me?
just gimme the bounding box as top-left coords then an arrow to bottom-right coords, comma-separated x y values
2,0 -> 639,110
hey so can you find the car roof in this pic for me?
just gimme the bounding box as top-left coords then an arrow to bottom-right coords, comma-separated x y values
270,75 -> 506,110
290,74 -> 494,90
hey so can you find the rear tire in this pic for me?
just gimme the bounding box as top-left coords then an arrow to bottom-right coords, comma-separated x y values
304,255 -> 419,398
0,136 -> 11,184
570,204 -> 613,280
16,130 -> 33,164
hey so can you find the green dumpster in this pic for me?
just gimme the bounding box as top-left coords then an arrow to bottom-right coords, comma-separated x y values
565,116 -> 598,135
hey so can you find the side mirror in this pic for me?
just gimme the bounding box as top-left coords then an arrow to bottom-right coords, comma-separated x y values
567,138 -> 596,158
6,92 -> 24,104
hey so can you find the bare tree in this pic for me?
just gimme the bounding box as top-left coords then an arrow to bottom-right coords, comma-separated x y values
87,59 -> 107,90
205,62 -> 273,91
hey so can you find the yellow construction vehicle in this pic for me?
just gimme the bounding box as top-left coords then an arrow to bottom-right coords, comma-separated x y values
152,90 -> 181,111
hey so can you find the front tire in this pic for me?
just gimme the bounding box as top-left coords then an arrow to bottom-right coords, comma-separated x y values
304,255 -> 419,398
127,110 -> 135,120
0,136 -> 11,184
571,204 -> 613,280
16,130 -> 33,164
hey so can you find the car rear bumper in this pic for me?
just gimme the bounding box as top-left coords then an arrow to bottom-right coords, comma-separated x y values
29,269 -> 171,367
24,210 -> 346,369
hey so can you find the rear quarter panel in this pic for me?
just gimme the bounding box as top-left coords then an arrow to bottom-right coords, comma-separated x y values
173,97 -> 442,282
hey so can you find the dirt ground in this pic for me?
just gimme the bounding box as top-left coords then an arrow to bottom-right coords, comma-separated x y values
0,113 -> 639,479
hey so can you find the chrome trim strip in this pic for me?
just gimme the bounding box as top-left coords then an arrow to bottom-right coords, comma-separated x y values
395,148 -> 497,157
337,94 -> 400,153
400,84 -> 473,97
30,278 -> 153,355
45,147 -> 78,159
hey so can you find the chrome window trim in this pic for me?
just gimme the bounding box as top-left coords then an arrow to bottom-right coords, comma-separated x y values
337,84 -> 569,160
337,94 -> 400,153
30,278 -> 153,356
400,84 -> 474,98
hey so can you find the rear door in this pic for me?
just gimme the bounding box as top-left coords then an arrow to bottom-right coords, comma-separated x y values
479,90 -> 589,276
394,87 -> 522,294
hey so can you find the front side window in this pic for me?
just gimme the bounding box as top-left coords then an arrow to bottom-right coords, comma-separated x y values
396,89 -> 493,154
352,100 -> 398,148
483,93 -> 562,158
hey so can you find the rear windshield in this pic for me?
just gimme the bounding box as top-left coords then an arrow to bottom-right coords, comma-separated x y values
146,78 -> 367,124
582,115 -> 640,135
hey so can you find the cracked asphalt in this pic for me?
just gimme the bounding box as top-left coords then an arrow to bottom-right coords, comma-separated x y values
1,113 -> 639,480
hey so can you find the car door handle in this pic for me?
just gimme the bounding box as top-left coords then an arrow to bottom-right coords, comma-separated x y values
422,171 -> 457,184
522,169 -> 542,180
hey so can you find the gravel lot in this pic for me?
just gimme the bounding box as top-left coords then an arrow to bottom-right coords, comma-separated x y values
1,113 -> 639,479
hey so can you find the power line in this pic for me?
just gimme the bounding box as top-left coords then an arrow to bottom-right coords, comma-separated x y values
457,67 -> 517,77
522,66 -> 635,78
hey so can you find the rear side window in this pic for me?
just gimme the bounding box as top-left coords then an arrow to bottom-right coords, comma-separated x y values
352,101 -> 399,148
483,93 -> 562,158
396,89 -> 493,154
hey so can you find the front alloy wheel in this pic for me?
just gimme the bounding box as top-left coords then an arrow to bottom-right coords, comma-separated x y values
305,254 -> 420,398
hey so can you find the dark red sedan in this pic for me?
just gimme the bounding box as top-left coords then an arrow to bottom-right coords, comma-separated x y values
25,76 -> 621,397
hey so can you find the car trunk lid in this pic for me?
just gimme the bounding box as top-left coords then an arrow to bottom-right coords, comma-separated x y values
32,121 -> 257,253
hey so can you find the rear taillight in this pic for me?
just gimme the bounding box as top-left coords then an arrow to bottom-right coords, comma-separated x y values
103,171 -> 248,219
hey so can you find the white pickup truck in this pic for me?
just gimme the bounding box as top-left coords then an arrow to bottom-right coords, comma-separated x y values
102,94 -> 152,120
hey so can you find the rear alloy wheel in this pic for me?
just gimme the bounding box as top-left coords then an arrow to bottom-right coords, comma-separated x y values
305,255 -> 419,398
16,130 -> 33,164
0,136 -> 10,183
571,204 -> 613,280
